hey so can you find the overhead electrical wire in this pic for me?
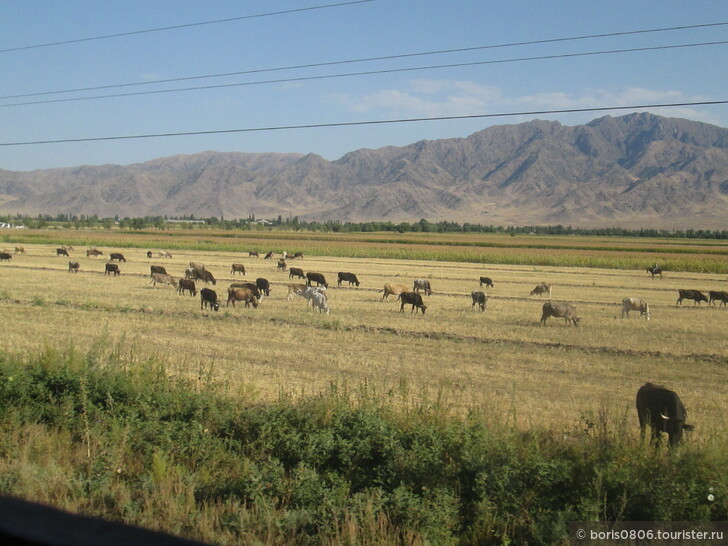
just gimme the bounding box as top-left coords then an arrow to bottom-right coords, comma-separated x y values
0,0 -> 377,54
2,21 -> 726,100
1,40 -> 726,109
1,100 -> 726,147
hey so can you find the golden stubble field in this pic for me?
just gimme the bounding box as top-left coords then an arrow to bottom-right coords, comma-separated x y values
1,242 -> 726,440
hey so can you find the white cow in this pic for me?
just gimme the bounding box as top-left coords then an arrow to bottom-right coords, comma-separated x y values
621,297 -> 651,320
312,292 -> 330,314
298,286 -> 327,306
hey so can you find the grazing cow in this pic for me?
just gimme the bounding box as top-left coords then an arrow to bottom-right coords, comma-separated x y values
540,302 -> 579,326
299,286 -> 327,307
530,283 -> 552,298
177,278 -> 197,296
226,287 -> 259,308
230,282 -> 262,301
306,272 -> 328,288
87,249 -> 103,257
0,252 -> 11,262
14,246 -> 24,254
636,383 -> 693,446
68,261 -> 79,273
708,290 -> 728,307
676,289 -> 708,306
150,272 -> 177,288
56,248 -> 69,257
184,267 -> 196,280
256,278 -> 271,297
200,288 -> 219,311
338,272 -> 360,287
381,283 -> 408,301
312,292 -> 330,314
150,265 -> 168,276
397,291 -> 427,314
189,261 -> 205,271
105,263 -> 121,276
287,283 -> 308,300
621,297 -> 651,320
479,277 -> 494,288
162,251 -> 172,258
277,259 -> 287,271
249,251 -> 259,257
146,251 -> 153,259
193,268 -> 216,285
110,252 -> 126,262
294,252 -> 304,259
289,267 -> 305,280
413,278 -> 432,295
471,291 -> 487,312
647,266 -> 663,279
264,251 -> 274,259
231,263 -> 246,276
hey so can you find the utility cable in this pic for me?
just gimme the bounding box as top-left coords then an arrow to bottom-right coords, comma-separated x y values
1,100 -> 725,147
1,40 -> 725,108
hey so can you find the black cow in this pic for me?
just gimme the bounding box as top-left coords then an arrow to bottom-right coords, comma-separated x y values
676,289 -> 708,306
150,265 -> 167,276
193,268 -> 216,285
397,291 -> 427,314
289,267 -> 305,280
56,248 -> 69,257
104,263 -> 120,276
306,272 -> 328,288
256,277 -> 271,297
337,272 -> 360,287
68,261 -> 79,273
471,291 -> 487,312
264,251 -> 274,259
200,288 -> 220,311
0,252 -> 11,262
636,383 -> 693,446
146,251 -> 153,259
479,277 -> 494,288
708,290 -> 728,307
177,278 -> 197,297
293,252 -> 304,259
110,252 -> 126,262
647,266 -> 663,279
540,302 -> 579,326
249,251 -> 259,257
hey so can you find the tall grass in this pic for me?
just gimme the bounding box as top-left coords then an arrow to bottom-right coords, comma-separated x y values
0,340 -> 725,544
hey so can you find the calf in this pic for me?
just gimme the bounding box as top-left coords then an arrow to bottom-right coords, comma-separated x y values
227,287 -> 259,308
287,283 -> 307,300
56,248 -> 69,257
413,278 -> 432,295
151,272 -> 177,287
289,267 -> 305,280
337,272 -> 360,287
193,268 -> 216,285
540,302 -> 579,326
708,290 -> 728,307
306,272 -> 328,288
68,261 -> 80,273
86,249 -> 103,258
621,297 -> 651,320
479,277 -> 494,288
397,291 -> 427,314
530,283 -> 552,298
471,291 -> 487,312
231,263 -> 246,276
676,289 -> 708,306
381,283 -> 408,301
109,252 -> 126,262
105,263 -> 121,276
177,278 -> 197,296
0,252 -> 11,262
150,265 -> 168,276
312,292 -> 330,314
200,288 -> 220,311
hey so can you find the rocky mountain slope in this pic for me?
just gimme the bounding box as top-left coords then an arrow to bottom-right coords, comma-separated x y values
1,112 -> 726,228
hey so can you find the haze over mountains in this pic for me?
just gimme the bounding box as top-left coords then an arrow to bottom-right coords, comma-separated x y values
1,112 -> 726,229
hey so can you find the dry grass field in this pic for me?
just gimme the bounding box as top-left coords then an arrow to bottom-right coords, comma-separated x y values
0,239 -> 726,441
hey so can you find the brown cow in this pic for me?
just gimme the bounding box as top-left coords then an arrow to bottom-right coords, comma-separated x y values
177,278 -> 197,296
68,261 -> 80,273
277,259 -> 287,271
397,291 -> 427,314
289,267 -> 305,280
193,268 -> 216,285
87,249 -> 103,257
14,246 -> 24,254
286,283 -> 307,300
231,263 -> 246,276
150,272 -> 176,287
676,289 -> 708,306
104,263 -> 121,276
708,290 -> 728,307
227,287 -> 259,308
249,251 -> 259,257
540,302 -> 579,326
382,283 -> 408,301
471,291 -> 487,312
530,283 -> 552,298
56,248 -> 69,257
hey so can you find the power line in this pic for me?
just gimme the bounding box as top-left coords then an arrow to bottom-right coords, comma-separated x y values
3,21 -> 727,100
0,0 -> 377,54
2,40 -> 726,108
1,100 -> 725,147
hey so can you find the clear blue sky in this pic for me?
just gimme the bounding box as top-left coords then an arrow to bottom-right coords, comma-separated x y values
1,0 -> 726,171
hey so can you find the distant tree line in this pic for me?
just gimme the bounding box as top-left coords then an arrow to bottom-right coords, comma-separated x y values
1,213 -> 726,239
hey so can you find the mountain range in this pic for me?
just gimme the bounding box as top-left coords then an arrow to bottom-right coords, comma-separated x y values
1,112 -> 727,228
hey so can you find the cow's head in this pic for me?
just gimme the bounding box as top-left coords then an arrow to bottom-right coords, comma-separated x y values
661,413 -> 692,446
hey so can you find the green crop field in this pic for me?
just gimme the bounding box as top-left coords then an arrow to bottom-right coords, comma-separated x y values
0,230 -> 726,543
